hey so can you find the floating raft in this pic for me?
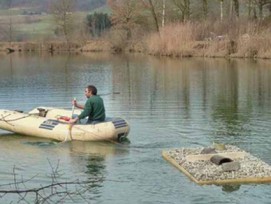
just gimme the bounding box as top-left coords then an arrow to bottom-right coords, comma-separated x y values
162,145 -> 271,185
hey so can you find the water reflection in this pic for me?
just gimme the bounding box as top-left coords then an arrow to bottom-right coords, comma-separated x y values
0,133 -> 128,193
67,141 -> 130,196
1,54 -> 271,203
211,60 -> 249,139
221,184 -> 241,192
69,141 -> 129,156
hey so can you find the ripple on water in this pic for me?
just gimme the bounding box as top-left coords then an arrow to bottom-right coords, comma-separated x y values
1,55 -> 271,203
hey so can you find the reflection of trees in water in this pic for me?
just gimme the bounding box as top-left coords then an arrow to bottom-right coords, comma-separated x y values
70,142 -> 108,184
110,55 -> 195,119
69,141 -> 129,197
0,137 -> 122,202
221,184 -> 241,192
85,155 -> 106,191
254,63 -> 271,109
0,54 -> 13,77
85,155 -> 106,176
211,60 -> 251,139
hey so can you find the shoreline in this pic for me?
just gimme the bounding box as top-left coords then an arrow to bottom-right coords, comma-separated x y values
1,40 -> 271,60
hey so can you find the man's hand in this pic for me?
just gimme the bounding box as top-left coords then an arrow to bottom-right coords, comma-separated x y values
72,99 -> 78,107
72,99 -> 84,109
69,117 -> 78,124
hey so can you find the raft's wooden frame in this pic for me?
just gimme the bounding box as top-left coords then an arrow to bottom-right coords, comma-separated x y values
162,151 -> 271,185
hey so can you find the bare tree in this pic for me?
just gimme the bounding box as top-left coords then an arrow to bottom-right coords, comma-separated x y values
0,161 -> 103,203
247,0 -> 253,18
8,0 -> 13,44
162,0 -> 166,27
50,0 -> 76,44
108,0 -> 145,39
142,0 -> 160,32
252,0 -> 258,19
256,0 -> 271,19
171,0 -> 191,22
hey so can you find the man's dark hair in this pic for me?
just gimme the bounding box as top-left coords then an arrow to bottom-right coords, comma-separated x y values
87,85 -> 97,95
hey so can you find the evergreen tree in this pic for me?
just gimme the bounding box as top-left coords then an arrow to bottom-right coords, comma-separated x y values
87,13 -> 112,37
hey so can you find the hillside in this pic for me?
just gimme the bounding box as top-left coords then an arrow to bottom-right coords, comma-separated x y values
0,0 -> 109,42
0,0 -> 107,12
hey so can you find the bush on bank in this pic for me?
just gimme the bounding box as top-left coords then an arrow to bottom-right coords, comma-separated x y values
144,20 -> 271,59
1,20 -> 271,59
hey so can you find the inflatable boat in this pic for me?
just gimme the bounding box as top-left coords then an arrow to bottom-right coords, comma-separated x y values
0,107 -> 130,142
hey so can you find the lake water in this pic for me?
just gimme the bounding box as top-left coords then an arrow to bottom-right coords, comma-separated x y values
0,53 -> 271,203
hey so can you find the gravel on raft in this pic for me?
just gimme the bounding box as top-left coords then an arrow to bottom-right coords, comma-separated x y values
163,145 -> 271,184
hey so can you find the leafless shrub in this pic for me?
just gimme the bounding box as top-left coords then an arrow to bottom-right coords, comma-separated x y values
146,22 -> 195,57
145,19 -> 271,58
0,159 -> 103,203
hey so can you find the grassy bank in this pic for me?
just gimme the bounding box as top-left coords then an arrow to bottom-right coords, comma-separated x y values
0,11 -> 88,42
1,20 -> 271,59
144,20 -> 271,59
0,40 -> 112,53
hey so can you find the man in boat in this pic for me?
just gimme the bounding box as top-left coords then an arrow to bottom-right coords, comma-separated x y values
69,85 -> 106,124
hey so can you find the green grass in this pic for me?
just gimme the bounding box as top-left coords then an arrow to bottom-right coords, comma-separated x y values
0,4 -> 110,41
88,5 -> 111,14
0,6 -> 41,16
0,9 -> 22,16
0,11 -> 90,41
16,15 -> 53,33
16,19 -> 55,40
0,14 -> 56,40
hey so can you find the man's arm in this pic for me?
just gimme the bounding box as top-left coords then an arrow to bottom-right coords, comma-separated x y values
72,100 -> 84,109
77,101 -> 92,120
69,100 -> 92,124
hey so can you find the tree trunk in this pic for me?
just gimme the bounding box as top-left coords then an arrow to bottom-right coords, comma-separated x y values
63,16 -> 69,45
248,0 -> 252,18
202,0 -> 208,19
230,0 -> 233,18
148,0 -> 160,33
184,0 -> 190,21
258,1 -> 263,20
233,0 -> 239,18
8,12 -> 13,44
220,0 -> 224,21
253,1 -> 257,19
162,0 -> 165,27
8,0 -> 13,45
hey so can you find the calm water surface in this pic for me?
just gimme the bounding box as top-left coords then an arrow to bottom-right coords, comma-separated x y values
0,53 -> 271,203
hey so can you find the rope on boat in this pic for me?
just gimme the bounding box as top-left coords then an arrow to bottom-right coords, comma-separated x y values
0,113 -> 30,126
0,114 -> 13,126
62,125 -> 117,143
0,115 -> 31,122
0,111 -> 129,146
63,124 -> 73,143
0,111 -> 34,124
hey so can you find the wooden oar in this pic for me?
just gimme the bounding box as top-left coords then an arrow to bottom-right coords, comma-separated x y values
63,97 -> 76,142
71,97 -> 76,119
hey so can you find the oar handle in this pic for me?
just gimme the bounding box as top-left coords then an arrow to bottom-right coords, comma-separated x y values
71,97 -> 76,118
